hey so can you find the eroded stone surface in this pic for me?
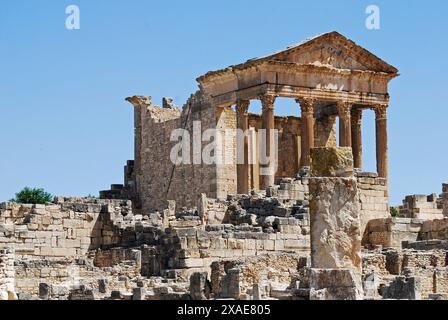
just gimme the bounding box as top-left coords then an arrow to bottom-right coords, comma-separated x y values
309,177 -> 362,272
311,147 -> 354,178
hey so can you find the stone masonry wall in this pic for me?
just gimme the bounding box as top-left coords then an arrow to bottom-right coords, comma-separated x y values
362,218 -> 423,248
0,247 -> 15,300
399,194 -> 444,220
133,92 -> 220,213
0,198 -> 131,258
215,106 -> 237,199
357,172 -> 389,236
419,218 -> 448,241
210,253 -> 303,299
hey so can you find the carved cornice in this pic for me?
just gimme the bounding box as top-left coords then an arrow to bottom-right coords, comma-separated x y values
295,96 -> 316,114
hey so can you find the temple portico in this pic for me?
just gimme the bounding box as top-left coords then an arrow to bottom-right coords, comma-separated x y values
228,93 -> 391,194
198,32 -> 397,195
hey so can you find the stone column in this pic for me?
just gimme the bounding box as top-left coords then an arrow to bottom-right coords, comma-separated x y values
296,97 -> 315,167
236,100 -> 250,194
351,109 -> 363,170
372,105 -> 388,179
260,94 -> 276,189
337,101 -> 352,147
309,147 -> 363,300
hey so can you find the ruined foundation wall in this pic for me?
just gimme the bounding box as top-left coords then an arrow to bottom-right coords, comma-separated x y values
210,253 -> 303,299
0,199 -> 131,258
164,221 -> 310,277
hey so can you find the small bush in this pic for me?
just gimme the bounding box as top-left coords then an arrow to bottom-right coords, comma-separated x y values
390,206 -> 398,217
11,187 -> 53,204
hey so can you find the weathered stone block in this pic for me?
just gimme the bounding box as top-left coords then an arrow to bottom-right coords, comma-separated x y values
309,177 -> 361,272
309,269 -> 363,300
311,147 -> 354,177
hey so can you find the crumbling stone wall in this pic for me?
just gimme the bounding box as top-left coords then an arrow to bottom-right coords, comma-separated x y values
399,194 -> 444,220
363,218 -> 423,248
420,219 -> 448,241
0,198 -> 132,258
0,247 -> 15,300
362,253 -> 388,276
123,93 -> 220,213
357,172 -> 389,235
159,221 -> 310,278
210,253 -> 303,299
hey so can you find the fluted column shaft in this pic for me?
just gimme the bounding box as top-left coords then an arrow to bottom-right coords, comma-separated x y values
351,108 -> 363,169
337,101 -> 352,147
261,95 -> 276,189
373,104 -> 388,180
296,97 -> 315,167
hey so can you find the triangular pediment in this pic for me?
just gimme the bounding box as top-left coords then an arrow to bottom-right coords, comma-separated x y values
198,31 -> 398,84
255,32 -> 398,74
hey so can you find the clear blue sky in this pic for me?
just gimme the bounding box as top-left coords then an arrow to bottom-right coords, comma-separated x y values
1,0 -> 447,205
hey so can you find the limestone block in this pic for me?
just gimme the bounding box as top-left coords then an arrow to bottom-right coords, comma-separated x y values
309,177 -> 361,272
311,147 -> 354,177
382,276 -> 421,300
179,258 -> 204,268
264,240 -> 275,251
309,269 -> 364,300
274,240 -> 284,251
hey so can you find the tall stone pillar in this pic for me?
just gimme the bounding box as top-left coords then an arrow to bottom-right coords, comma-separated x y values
309,147 -> 363,300
236,100 -> 250,194
296,97 -> 315,167
260,94 -> 276,189
351,109 -> 363,170
373,105 -> 388,180
337,101 -> 352,147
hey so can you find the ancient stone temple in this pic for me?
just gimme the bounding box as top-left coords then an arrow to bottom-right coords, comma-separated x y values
6,31 -> 448,301
102,31 -> 398,214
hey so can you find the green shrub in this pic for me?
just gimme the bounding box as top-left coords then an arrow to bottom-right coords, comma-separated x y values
390,206 -> 398,217
11,187 -> 53,204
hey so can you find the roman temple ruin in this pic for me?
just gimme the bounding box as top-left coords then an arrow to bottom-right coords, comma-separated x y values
2,31 -> 448,300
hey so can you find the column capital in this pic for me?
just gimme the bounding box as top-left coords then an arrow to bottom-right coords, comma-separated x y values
260,94 -> 276,111
336,101 -> 352,118
371,104 -> 388,120
236,100 -> 250,115
296,96 -> 316,114
351,108 -> 363,124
